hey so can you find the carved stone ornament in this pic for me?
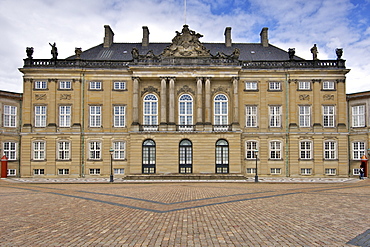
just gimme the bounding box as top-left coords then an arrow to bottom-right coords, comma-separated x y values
212,86 -> 229,95
35,94 -> 47,100
299,94 -> 310,101
141,86 -> 160,96
161,25 -> 211,58
60,94 -> 71,100
177,85 -> 195,95
323,94 -> 334,101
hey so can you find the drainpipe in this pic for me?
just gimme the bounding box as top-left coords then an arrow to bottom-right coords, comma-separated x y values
81,72 -> 85,178
285,72 -> 290,177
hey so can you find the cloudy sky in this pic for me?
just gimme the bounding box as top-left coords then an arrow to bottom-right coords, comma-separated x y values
0,0 -> 369,93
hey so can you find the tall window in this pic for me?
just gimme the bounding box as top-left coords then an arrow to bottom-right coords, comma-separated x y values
89,141 -> 101,160
114,106 -> 125,127
245,141 -> 258,159
3,105 -> 17,127
214,94 -> 228,125
35,106 -> 47,127
323,105 -> 335,127
113,141 -> 125,159
3,142 -> 16,160
299,106 -> 311,127
58,141 -> 70,160
179,139 -> 192,173
143,94 -> 158,126
324,141 -> 336,160
179,94 -> 193,126
59,106 -> 71,127
269,106 -> 281,127
270,141 -> 282,159
142,139 -> 156,174
352,105 -> 365,127
33,141 -> 45,160
246,106 -> 257,127
90,106 -> 101,127
216,139 -> 229,173
300,141 -> 312,159
352,141 -> 365,160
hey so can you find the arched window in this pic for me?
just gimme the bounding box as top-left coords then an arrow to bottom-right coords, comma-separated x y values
179,139 -> 192,173
214,94 -> 228,125
143,94 -> 158,126
142,139 -> 156,173
216,139 -> 229,173
179,94 -> 193,128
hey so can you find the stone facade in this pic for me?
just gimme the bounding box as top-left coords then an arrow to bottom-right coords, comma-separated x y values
16,24 -> 354,178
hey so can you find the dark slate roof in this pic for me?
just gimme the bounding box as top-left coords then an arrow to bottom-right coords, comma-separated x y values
67,42 -> 303,61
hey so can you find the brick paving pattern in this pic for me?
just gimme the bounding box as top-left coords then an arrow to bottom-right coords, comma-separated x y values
0,179 -> 369,246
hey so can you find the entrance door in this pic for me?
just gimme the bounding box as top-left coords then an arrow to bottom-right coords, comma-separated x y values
179,139 -> 192,173
216,139 -> 229,173
142,139 -> 156,174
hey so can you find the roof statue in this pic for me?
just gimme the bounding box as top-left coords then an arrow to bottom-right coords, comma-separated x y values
161,25 -> 211,57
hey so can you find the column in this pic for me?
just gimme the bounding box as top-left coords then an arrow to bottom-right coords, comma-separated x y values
196,77 -> 203,130
132,77 -> 140,130
232,77 -> 240,130
160,77 -> 167,130
168,77 -> 176,130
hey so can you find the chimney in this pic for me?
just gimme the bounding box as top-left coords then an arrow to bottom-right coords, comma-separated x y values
142,26 -> 150,47
224,27 -> 232,47
103,25 -> 114,48
260,27 -> 269,47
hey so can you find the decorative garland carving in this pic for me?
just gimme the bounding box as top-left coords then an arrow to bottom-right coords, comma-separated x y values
299,94 -> 310,100
212,86 -> 229,95
323,94 -> 334,101
141,86 -> 160,96
177,85 -> 195,95
60,94 -> 71,100
35,94 -> 46,100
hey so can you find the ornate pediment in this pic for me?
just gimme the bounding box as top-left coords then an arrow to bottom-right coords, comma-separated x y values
161,25 -> 211,58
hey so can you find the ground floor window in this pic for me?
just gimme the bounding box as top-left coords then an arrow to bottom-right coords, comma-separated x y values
246,168 -> 256,174
301,168 -> 312,175
89,168 -> 101,175
179,139 -> 192,173
270,168 -> 281,174
7,169 -> 16,176
58,169 -> 69,175
34,169 -> 44,175
325,168 -> 336,175
353,168 -> 360,176
114,168 -> 124,174
142,139 -> 156,174
216,139 -> 229,173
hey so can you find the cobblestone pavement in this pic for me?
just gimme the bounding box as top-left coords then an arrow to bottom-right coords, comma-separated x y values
0,179 -> 369,246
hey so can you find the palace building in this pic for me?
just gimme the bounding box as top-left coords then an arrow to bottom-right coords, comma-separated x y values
14,24 -> 355,179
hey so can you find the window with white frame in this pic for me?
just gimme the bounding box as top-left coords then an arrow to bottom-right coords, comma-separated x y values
89,168 -> 101,175
58,141 -> 70,160
246,106 -> 257,127
34,169 -> 45,175
114,81 -> 126,90
325,168 -> 336,175
143,94 -> 158,126
298,81 -> 311,90
3,142 -> 16,160
59,81 -> 71,89
270,141 -> 282,159
89,141 -> 101,160
245,81 -> 258,90
323,105 -> 335,127
35,106 -> 47,127
89,106 -> 101,127
245,141 -> 258,159
352,105 -> 365,127
269,82 -> 281,90
214,94 -> 228,125
324,141 -> 336,160
301,168 -> 312,175
59,106 -> 71,127
114,106 -> 125,127
113,141 -> 125,159
3,105 -> 17,127
300,141 -> 312,159
353,168 -> 360,176
35,81 -> 47,89
299,105 -> 311,127
269,106 -> 281,127
114,168 -> 125,174
323,81 -> 335,90
89,81 -> 101,90
270,168 -> 281,174
7,169 -> 16,176
58,169 -> 69,175
33,141 -> 45,160
246,168 -> 256,174
179,94 -> 193,127
352,141 -> 365,160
